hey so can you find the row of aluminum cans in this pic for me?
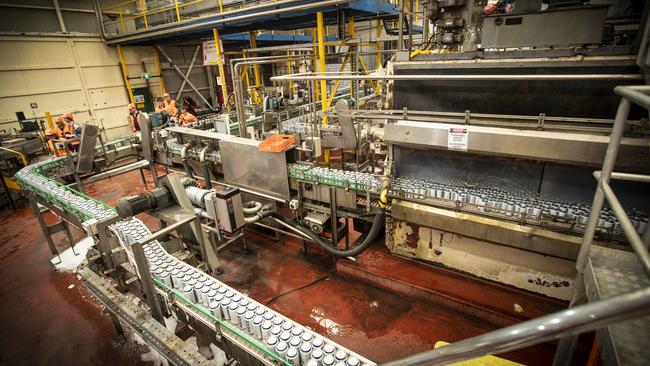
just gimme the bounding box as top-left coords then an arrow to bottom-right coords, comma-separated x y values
16,162 -> 115,221
391,176 -> 648,234
144,241 -> 369,366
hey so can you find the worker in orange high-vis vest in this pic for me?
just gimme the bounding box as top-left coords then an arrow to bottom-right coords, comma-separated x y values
162,92 -> 178,117
45,129 -> 67,156
52,116 -> 65,138
179,106 -> 198,126
128,103 -> 142,133
62,113 -> 81,152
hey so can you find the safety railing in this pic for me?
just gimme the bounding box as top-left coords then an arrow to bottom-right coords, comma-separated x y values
573,85 -> 650,275
97,0 -> 301,37
99,0 -> 220,36
376,85 -> 650,366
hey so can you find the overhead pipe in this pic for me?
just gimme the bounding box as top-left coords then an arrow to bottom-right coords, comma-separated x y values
98,0 -> 355,45
271,72 -> 645,82
230,54 -> 313,137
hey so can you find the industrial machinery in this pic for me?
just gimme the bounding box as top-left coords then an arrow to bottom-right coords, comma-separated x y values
17,0 -> 650,365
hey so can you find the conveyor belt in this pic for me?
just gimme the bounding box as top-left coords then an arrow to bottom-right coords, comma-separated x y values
288,164 -> 648,237
16,155 -> 375,366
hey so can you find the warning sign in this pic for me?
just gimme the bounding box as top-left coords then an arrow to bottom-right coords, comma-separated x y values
448,127 -> 468,150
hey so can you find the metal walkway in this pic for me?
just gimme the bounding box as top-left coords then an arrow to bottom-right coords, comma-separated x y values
585,246 -> 650,365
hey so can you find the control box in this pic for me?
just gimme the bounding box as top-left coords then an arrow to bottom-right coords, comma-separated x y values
205,187 -> 245,233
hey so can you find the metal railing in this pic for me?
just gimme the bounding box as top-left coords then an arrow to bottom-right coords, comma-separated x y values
377,85 -> 650,366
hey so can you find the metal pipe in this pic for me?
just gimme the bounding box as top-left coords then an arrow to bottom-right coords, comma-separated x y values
102,0 -> 354,45
614,85 -> 650,109
84,160 -> 150,183
230,54 -> 312,137
398,0 -> 404,51
330,186 -> 338,248
575,99 -> 630,272
605,171 -> 650,183
272,73 -> 644,81
380,286 -> 650,366
596,172 -> 650,276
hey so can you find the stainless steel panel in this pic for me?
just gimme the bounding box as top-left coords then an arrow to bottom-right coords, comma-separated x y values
391,199 -> 582,260
140,113 -> 154,162
219,137 -> 290,200
385,120 -> 650,170
481,6 -> 608,48
76,123 -> 99,174
290,181 -> 357,208
166,126 -> 233,142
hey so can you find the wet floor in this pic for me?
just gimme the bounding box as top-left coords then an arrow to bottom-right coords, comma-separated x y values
0,165 -> 581,365
217,233 -> 559,365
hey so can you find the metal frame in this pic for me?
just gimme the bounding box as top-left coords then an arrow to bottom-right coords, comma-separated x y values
575,85 -> 650,275
377,85 -> 650,366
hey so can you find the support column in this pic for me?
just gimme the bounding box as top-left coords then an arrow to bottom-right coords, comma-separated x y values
317,12 -> 329,164
117,45 -> 135,104
213,28 -> 229,110
152,47 -> 166,95
249,31 -> 262,105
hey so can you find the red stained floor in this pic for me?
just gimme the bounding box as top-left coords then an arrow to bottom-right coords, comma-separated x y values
0,165 -> 577,365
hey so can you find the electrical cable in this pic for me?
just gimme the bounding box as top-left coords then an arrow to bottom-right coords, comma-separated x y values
265,273 -> 332,306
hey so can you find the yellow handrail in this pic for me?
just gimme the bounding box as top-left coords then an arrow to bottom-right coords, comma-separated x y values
0,147 -> 29,167
101,0 -> 137,12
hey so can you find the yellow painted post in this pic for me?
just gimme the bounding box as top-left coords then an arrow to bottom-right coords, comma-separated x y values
241,52 -> 252,93
141,0 -> 149,28
357,55 -> 380,95
317,12 -> 329,164
119,12 -> 126,33
249,31 -> 262,104
317,12 -> 327,117
174,0 -> 181,22
152,47 -> 166,94
117,45 -> 135,104
325,53 -> 351,108
218,0 -> 223,13
213,28 -> 229,110
348,18 -> 355,98
45,112 -> 54,129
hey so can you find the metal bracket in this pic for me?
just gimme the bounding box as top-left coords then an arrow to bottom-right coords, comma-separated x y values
538,113 -> 546,130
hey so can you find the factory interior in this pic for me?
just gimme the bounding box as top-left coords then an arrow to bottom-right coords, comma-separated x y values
1,0 -> 649,365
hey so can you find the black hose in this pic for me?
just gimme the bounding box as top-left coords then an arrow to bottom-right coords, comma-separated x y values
271,209 -> 385,257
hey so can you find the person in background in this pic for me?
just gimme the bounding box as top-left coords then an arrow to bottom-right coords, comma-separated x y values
62,112 -> 81,152
179,107 -> 198,126
128,103 -> 142,133
154,97 -> 166,113
52,116 -> 66,138
162,92 -> 178,117
44,128 -> 67,156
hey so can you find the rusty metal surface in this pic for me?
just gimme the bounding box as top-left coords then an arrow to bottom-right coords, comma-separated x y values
391,199 -> 582,260
387,216 -> 576,300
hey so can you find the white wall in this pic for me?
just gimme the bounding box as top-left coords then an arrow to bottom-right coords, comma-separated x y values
0,36 -> 162,140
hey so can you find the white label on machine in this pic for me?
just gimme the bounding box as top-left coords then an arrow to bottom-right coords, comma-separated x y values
447,127 -> 468,150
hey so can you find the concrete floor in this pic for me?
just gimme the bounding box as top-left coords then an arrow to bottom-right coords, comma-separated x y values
0,167 -> 585,365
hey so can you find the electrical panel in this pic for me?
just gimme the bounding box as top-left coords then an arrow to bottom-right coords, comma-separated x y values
205,187 -> 245,233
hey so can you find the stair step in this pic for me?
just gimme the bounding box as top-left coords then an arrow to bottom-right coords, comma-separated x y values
585,246 -> 650,366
